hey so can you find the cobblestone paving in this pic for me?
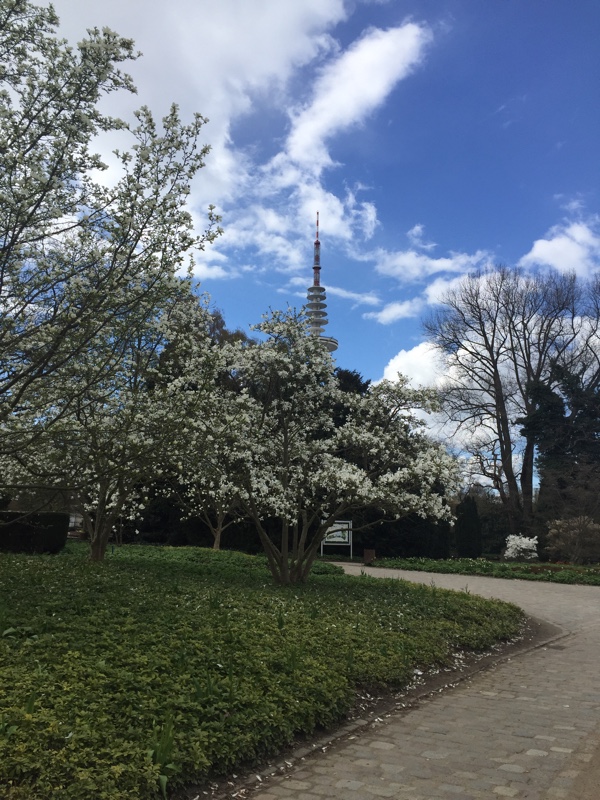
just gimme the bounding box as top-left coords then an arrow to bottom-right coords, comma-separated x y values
248,567 -> 600,800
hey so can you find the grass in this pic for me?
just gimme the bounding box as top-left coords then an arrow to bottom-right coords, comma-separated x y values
371,556 -> 600,585
0,543 -> 524,799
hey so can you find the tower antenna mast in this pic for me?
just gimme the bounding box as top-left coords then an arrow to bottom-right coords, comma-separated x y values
306,211 -> 338,353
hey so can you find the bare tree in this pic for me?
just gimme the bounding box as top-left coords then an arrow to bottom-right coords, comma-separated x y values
425,266 -> 591,535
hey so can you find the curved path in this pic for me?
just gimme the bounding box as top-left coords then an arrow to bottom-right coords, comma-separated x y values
247,566 -> 600,800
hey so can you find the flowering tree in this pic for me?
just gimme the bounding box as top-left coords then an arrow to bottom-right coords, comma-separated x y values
504,534 -> 538,561
232,311 -> 458,584
0,0 -> 220,466
168,372 -> 252,550
6,290 -> 222,560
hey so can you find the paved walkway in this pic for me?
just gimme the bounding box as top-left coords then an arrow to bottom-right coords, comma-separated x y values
243,567 -> 600,800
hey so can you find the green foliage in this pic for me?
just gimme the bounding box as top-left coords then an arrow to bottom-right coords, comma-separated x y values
147,716 -> 178,800
0,544 -> 522,798
374,556 -> 600,585
0,511 -> 68,554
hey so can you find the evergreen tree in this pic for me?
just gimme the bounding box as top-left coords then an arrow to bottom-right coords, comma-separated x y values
455,494 -> 483,558
521,366 -> 600,524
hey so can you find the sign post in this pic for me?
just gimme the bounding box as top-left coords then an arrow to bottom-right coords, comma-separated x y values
320,520 -> 352,558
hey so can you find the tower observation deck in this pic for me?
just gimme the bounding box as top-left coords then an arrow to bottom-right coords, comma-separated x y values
306,213 -> 338,353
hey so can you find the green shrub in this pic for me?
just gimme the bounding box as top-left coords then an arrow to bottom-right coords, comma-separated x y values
0,511 -> 69,554
546,517 -> 600,564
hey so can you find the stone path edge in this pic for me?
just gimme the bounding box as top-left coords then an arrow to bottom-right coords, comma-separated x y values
180,614 -> 568,800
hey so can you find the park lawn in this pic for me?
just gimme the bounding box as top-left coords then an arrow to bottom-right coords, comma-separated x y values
372,556 -> 600,585
0,544 -> 524,800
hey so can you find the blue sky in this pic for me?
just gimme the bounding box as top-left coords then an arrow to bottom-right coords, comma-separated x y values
52,0 -> 600,384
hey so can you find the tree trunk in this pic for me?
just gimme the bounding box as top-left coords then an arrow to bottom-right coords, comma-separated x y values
279,521 -> 290,584
86,490 -> 122,562
90,531 -> 108,561
520,438 -> 536,531
248,507 -> 285,583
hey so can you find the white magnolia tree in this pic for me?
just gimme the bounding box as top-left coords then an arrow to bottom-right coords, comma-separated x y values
0,0 -> 225,557
228,311 -> 458,584
168,352 -> 252,550
6,290 -> 222,560
503,534 -> 538,561
0,0 -> 220,465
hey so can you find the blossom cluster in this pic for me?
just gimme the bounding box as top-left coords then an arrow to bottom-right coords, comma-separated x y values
504,534 -> 538,561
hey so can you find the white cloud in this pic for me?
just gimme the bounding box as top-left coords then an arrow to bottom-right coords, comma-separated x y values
51,0 -> 348,207
246,22 -> 431,261
358,201 -> 378,239
407,223 -> 436,251
192,243 -> 241,281
217,180 -> 382,280
49,2 -> 440,309
423,274 -> 467,303
364,298 -> 424,324
295,182 -> 353,240
519,219 -> 600,277
381,341 -> 444,386
374,247 -> 491,281
326,285 -> 380,306
553,193 -> 586,214
287,277 -> 380,307
363,272 -> 472,326
51,0 -> 346,124
286,23 -> 432,172
363,245 -> 489,326
193,263 -> 236,281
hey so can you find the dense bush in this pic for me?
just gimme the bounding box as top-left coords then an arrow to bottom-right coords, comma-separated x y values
0,511 -> 68,554
546,517 -> 600,564
0,544 -> 523,799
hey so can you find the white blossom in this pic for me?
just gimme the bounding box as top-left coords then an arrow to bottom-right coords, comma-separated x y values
504,534 -> 538,561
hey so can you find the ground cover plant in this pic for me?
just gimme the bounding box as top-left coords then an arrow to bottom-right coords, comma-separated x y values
0,544 -> 523,799
372,556 -> 600,585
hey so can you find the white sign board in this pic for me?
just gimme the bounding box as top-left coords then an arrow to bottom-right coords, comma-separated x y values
321,520 -> 352,557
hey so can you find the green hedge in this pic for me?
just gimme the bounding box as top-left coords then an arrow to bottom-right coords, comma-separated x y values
0,512 -> 69,554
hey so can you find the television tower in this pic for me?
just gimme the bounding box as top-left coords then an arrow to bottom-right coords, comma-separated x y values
306,212 -> 338,353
